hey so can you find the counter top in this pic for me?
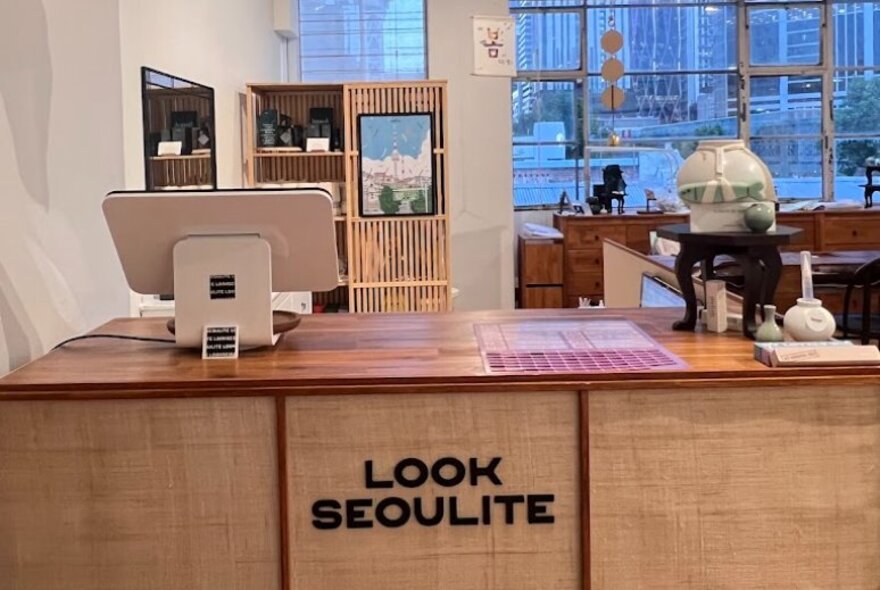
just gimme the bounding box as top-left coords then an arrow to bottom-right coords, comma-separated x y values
1,308 -> 878,398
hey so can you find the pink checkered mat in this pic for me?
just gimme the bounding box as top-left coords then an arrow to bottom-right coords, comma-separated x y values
474,318 -> 687,375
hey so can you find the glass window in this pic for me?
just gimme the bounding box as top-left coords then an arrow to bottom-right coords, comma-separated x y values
588,74 -> 738,143
833,70 -> 880,136
512,81 -> 585,207
585,144 -> 686,209
749,6 -> 822,66
586,6 -> 737,73
751,138 -> 823,199
833,2 -> 880,69
299,0 -> 426,82
587,0 -> 737,5
749,76 -> 822,136
515,11 -> 583,72
509,0 -> 584,9
510,0 -> 879,207
835,138 -> 880,200
513,81 -> 581,142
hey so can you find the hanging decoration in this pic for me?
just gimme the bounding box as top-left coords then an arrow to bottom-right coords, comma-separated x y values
599,16 -> 625,146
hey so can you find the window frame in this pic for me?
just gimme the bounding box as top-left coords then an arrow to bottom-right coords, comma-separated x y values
511,0 -> 880,209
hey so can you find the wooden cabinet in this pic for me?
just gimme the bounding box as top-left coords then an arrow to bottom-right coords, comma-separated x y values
553,209 -> 880,309
777,209 -> 880,251
518,237 -> 563,309
554,213 -> 687,307
823,216 -> 880,248
775,213 -> 816,251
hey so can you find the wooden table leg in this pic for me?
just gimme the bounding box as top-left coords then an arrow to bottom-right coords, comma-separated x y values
673,245 -> 705,331
739,246 -> 783,339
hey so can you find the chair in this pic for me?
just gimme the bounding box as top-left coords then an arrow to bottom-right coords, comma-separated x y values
601,165 -> 627,214
836,257 -> 880,344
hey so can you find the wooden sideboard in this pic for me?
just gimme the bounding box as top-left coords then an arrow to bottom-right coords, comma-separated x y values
554,209 -> 880,308
553,213 -> 687,308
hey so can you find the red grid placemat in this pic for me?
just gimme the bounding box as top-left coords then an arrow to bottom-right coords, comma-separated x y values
475,318 -> 686,375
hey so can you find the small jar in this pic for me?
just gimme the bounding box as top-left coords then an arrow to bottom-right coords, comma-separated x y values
783,298 -> 836,341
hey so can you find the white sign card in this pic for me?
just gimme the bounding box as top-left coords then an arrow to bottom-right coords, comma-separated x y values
472,15 -> 516,77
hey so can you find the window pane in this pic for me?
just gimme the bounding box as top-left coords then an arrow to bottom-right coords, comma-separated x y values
749,7 -> 821,66
513,81 -> 581,143
588,74 -> 738,142
513,153 -> 585,207
299,0 -> 426,81
585,144 -> 683,209
749,76 -> 821,136
834,70 -> 880,136
835,138 -> 880,185
835,138 -> 880,202
586,6 -> 736,73
588,0 -> 738,5
515,11 -> 582,71
750,138 -> 822,199
832,2 -> 880,69
510,0 -> 583,7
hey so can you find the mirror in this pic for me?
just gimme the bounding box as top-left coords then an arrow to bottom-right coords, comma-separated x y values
141,67 -> 217,190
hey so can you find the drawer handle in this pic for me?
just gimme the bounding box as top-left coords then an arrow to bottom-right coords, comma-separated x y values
852,230 -> 859,237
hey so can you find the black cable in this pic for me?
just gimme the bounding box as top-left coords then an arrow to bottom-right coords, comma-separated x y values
53,334 -> 175,350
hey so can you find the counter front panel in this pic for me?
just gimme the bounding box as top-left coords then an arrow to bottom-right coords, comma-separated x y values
2,310 -> 879,590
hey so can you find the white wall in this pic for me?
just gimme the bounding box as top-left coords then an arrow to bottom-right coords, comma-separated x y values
428,0 -> 515,310
119,0 -> 283,189
0,0 -> 128,373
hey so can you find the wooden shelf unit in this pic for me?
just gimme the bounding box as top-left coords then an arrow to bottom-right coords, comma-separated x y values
245,82 -> 452,313
149,153 -> 213,187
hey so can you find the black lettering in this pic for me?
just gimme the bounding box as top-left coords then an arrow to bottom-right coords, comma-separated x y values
449,496 -> 479,526
345,499 -> 373,528
527,494 -> 555,524
414,496 -> 445,526
469,457 -> 502,486
395,457 -> 429,488
493,495 -> 525,524
481,495 -> 491,525
312,499 -> 343,530
375,497 -> 412,528
431,457 -> 466,487
365,460 -> 393,489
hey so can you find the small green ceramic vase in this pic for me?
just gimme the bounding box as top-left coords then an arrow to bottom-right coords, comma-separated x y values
755,304 -> 784,342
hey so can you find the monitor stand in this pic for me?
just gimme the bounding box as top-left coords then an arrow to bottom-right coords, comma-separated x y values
172,235 -> 275,357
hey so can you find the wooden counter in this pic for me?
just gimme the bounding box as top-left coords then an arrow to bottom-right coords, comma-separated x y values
1,309 -> 879,590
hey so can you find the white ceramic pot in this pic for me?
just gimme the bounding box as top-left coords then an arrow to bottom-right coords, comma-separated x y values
783,298 -> 836,342
677,140 -> 777,233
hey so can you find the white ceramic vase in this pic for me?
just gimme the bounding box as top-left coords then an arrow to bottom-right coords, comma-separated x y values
677,140 -> 777,233
783,298 -> 836,342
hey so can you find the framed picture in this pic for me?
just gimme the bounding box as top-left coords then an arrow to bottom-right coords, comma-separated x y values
358,113 -> 436,217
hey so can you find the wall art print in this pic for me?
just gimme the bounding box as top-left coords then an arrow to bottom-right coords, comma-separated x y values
358,113 -> 436,217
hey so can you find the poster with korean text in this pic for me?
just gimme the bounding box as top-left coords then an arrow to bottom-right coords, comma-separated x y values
473,15 -> 516,77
